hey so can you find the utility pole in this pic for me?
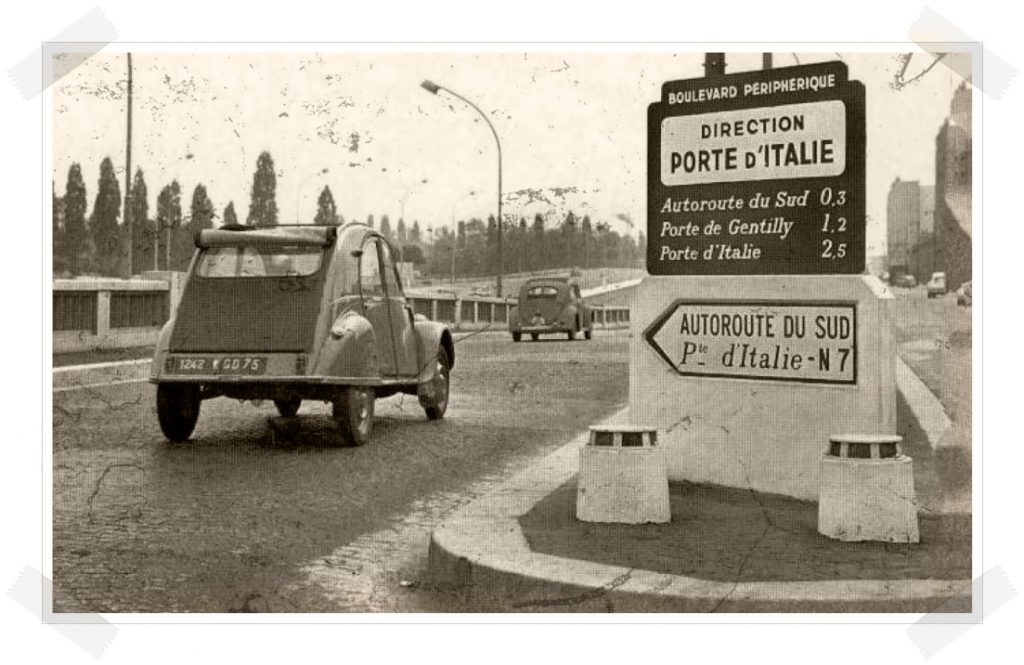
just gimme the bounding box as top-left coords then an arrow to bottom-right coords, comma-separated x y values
123,52 -> 133,277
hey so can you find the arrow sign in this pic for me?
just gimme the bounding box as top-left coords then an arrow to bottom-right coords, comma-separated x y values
644,299 -> 857,385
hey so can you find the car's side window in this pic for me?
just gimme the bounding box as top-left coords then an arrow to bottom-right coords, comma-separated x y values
360,239 -> 385,297
379,241 -> 404,300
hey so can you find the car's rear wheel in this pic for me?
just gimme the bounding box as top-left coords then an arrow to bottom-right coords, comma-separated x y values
512,332 -> 521,342
584,329 -> 593,340
333,387 -> 374,447
274,397 -> 301,418
157,383 -> 201,442
530,333 -> 539,341
420,347 -> 450,420
567,330 -> 576,341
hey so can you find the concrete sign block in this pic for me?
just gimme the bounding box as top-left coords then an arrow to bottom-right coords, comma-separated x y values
630,274 -> 895,500
818,434 -> 919,543
576,426 -> 670,524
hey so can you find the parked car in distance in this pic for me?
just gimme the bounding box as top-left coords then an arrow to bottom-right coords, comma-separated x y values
956,280 -> 973,307
892,274 -> 917,288
509,277 -> 593,341
926,272 -> 948,298
150,223 -> 454,446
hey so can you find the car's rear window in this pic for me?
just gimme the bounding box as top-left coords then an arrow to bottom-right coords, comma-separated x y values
526,286 -> 560,298
195,245 -> 323,278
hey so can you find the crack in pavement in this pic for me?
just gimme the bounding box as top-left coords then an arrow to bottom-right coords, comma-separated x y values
710,522 -> 771,613
510,569 -> 634,610
86,463 -> 145,523
733,454 -> 801,537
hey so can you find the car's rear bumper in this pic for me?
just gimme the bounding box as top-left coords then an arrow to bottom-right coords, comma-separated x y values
150,375 -> 394,387
151,352 -> 411,387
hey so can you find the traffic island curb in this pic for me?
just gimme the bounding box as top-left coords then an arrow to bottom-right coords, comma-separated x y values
426,407 -> 972,613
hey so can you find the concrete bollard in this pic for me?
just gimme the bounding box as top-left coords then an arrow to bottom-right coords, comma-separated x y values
818,434 -> 919,543
576,426 -> 670,524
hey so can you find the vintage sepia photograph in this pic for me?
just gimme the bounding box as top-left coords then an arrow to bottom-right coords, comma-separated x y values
49,47 -> 973,615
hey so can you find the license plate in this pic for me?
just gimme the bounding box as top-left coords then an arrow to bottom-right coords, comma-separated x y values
169,356 -> 268,375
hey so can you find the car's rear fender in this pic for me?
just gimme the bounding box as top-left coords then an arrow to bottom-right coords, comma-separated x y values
150,318 -> 176,381
310,312 -> 381,378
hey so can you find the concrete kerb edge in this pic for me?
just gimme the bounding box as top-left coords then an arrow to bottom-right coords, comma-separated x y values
895,357 -> 954,449
427,378 -> 969,612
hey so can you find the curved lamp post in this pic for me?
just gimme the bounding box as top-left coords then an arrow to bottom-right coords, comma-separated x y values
421,79 -> 504,296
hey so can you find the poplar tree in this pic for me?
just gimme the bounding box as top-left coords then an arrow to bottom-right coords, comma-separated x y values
223,201 -> 239,226
246,151 -> 278,227
89,157 -> 122,275
52,186 -> 65,274
396,218 -> 407,247
63,164 -> 88,275
129,169 -> 151,274
315,185 -> 339,225
156,181 -> 182,270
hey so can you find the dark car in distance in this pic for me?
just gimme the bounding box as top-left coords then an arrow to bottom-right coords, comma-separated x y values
150,223 -> 454,447
956,280 -> 972,307
509,277 -> 593,341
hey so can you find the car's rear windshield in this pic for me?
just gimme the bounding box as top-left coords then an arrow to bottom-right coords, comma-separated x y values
195,245 -> 324,278
526,286 -> 560,299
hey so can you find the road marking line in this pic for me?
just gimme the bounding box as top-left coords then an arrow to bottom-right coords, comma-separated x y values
52,358 -> 152,374
53,378 -> 148,393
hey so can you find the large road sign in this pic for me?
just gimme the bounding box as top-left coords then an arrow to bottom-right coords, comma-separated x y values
647,61 -> 865,275
643,299 -> 857,384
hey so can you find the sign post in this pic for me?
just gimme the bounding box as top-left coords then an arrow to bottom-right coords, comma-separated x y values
630,60 -> 895,500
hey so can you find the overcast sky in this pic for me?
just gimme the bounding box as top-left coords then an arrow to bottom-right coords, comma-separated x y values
52,50 -> 971,255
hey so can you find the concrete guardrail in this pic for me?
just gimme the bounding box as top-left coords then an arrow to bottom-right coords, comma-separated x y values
53,275 -> 632,353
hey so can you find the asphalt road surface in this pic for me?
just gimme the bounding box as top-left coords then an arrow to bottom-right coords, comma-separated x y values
52,329 -> 630,612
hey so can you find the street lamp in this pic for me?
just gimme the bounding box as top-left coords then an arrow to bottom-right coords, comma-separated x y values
399,178 -> 429,262
451,190 -> 477,290
295,167 -> 330,223
421,79 -> 504,296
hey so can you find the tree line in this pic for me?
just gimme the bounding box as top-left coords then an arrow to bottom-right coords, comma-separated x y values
52,150 -> 646,278
424,212 -> 645,279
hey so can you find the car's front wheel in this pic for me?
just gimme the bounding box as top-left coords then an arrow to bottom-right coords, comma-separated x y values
512,332 -> 521,342
420,347 -> 450,420
156,383 -> 201,442
274,397 -> 301,418
333,387 -> 374,447
584,329 -> 593,340
530,333 -> 539,341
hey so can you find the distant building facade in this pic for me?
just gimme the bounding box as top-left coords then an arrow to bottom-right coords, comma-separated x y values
911,185 -> 935,282
933,82 -> 972,290
885,178 -> 922,278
